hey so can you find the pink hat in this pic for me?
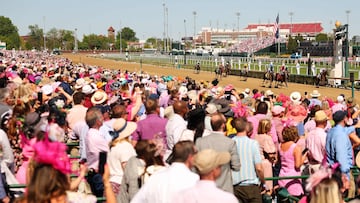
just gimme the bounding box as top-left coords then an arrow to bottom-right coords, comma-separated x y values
286,105 -> 307,122
272,105 -> 285,115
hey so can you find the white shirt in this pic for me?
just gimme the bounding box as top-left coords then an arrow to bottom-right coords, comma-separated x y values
0,129 -> 14,168
165,114 -> 187,159
131,163 -> 199,203
172,180 -> 238,203
108,141 -> 136,184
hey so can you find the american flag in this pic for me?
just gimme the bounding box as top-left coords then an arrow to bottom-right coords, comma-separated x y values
273,13 -> 279,39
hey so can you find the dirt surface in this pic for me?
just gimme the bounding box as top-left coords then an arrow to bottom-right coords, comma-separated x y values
63,53 -> 359,100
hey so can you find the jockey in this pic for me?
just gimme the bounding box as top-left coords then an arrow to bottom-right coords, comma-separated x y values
268,62 -> 274,73
280,63 -> 288,76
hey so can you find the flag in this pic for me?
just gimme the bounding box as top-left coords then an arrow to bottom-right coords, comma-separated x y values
273,13 -> 279,39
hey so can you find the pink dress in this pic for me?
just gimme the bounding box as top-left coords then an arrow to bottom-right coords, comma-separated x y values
278,143 -> 304,196
254,133 -> 276,190
16,138 -> 37,184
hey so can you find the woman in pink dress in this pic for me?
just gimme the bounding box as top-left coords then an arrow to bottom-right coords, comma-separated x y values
278,126 -> 307,198
254,119 -> 276,194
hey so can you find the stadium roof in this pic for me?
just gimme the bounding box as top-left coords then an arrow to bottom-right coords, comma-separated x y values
245,22 -> 323,34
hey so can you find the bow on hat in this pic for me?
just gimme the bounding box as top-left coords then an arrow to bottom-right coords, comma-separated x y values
108,121 -> 128,140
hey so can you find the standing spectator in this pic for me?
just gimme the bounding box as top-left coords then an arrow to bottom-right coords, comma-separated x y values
196,112 -> 241,193
180,108 -> 206,142
85,107 -> 110,197
278,126 -> 307,199
311,62 -> 316,76
254,119 -> 276,194
131,141 -> 199,203
305,110 -> 328,174
231,117 -> 264,203
172,149 -> 237,203
108,118 -> 137,196
66,92 -> 87,130
271,105 -> 285,144
296,62 -> 301,75
132,98 -> 167,156
165,101 -> 188,160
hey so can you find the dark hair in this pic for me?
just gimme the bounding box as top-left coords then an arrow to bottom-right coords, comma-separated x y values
171,141 -> 196,163
282,126 -> 299,142
187,108 -> 206,142
145,98 -> 158,114
135,140 -> 164,167
232,117 -> 248,133
73,92 -> 85,105
255,101 -> 268,115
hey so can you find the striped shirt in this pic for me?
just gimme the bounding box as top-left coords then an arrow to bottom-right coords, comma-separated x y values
232,136 -> 262,186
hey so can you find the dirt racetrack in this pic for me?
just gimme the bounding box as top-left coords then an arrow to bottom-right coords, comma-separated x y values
63,53 -> 359,100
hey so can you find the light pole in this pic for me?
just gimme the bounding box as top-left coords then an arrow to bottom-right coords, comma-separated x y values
289,12 -> 294,36
193,11 -> 197,38
163,3 -> 166,53
346,10 -> 350,25
74,28 -> 78,53
166,7 -> 169,53
236,12 -> 240,32
43,16 -> 46,51
119,22 -> 122,53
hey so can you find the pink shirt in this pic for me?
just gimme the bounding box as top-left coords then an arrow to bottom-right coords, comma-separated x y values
304,119 -> 331,134
305,127 -> 327,163
67,104 -> 88,129
248,114 -> 278,145
85,128 -> 109,170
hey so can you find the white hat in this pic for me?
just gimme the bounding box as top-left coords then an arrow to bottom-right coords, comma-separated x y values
111,118 -> 137,140
82,84 -> 94,95
75,78 -> 86,89
205,103 -> 218,114
244,88 -> 251,94
337,95 -> 344,103
290,91 -> 301,103
310,90 -> 321,97
265,90 -> 274,97
91,90 -> 108,105
41,84 -> 53,95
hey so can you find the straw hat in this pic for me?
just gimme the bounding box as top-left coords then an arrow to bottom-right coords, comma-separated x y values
111,118 -> 137,140
290,91 -> 301,104
193,149 -> 230,175
74,78 -> 86,89
314,110 -> 328,122
91,90 -> 108,105
310,90 -> 321,98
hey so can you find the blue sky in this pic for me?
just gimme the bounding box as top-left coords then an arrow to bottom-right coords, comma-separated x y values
2,0 -> 359,40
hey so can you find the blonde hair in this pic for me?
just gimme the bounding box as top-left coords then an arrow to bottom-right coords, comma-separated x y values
258,119 -> 271,134
321,100 -> 330,110
310,178 -> 342,203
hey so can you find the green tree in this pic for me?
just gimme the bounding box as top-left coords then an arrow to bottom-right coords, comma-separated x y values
121,27 -> 138,42
82,34 -> 110,50
59,29 -> 75,50
26,24 -> 44,50
0,16 -> 21,49
315,33 -> 329,42
287,35 -> 298,53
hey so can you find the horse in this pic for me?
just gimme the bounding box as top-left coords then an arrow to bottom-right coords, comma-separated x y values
274,72 -> 289,88
315,69 -> 328,87
262,71 -> 274,88
223,63 -> 231,77
215,65 -> 223,79
194,63 -> 200,74
239,69 -> 248,81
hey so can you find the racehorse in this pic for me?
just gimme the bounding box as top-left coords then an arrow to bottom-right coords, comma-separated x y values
223,63 -> 231,77
239,69 -> 248,81
315,69 -> 328,87
274,72 -> 289,88
262,71 -> 274,88
194,63 -> 200,74
215,65 -> 224,79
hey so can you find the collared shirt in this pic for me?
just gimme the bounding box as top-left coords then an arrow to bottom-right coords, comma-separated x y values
232,135 -> 262,186
66,104 -> 88,129
85,128 -> 109,170
166,114 -> 187,151
172,180 -> 238,203
326,125 -> 355,178
131,163 -> 199,203
304,119 -> 332,134
306,127 -> 327,163
132,113 -> 168,143
248,114 -> 278,145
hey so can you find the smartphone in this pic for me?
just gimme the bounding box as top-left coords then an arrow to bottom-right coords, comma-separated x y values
37,92 -> 43,104
302,148 -> 309,155
79,158 -> 87,165
304,91 -> 308,96
98,151 -> 107,175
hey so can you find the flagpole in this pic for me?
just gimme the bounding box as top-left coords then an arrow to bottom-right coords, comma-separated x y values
278,38 -> 280,56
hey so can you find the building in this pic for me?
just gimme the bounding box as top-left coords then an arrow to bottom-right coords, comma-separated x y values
108,26 -> 115,41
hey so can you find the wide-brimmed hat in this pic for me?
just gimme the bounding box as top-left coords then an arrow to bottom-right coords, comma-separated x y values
91,90 -> 108,105
213,98 -> 230,114
205,103 -> 218,115
286,105 -> 307,122
82,84 -> 94,95
111,118 -> 137,140
74,78 -> 86,89
356,152 -> 360,168
193,149 -> 230,175
272,105 -> 285,115
314,110 -> 328,122
265,89 -> 274,97
290,91 -> 301,104
41,84 -> 53,95
310,90 -> 321,97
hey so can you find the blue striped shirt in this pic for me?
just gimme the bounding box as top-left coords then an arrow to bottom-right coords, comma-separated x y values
232,136 -> 262,185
